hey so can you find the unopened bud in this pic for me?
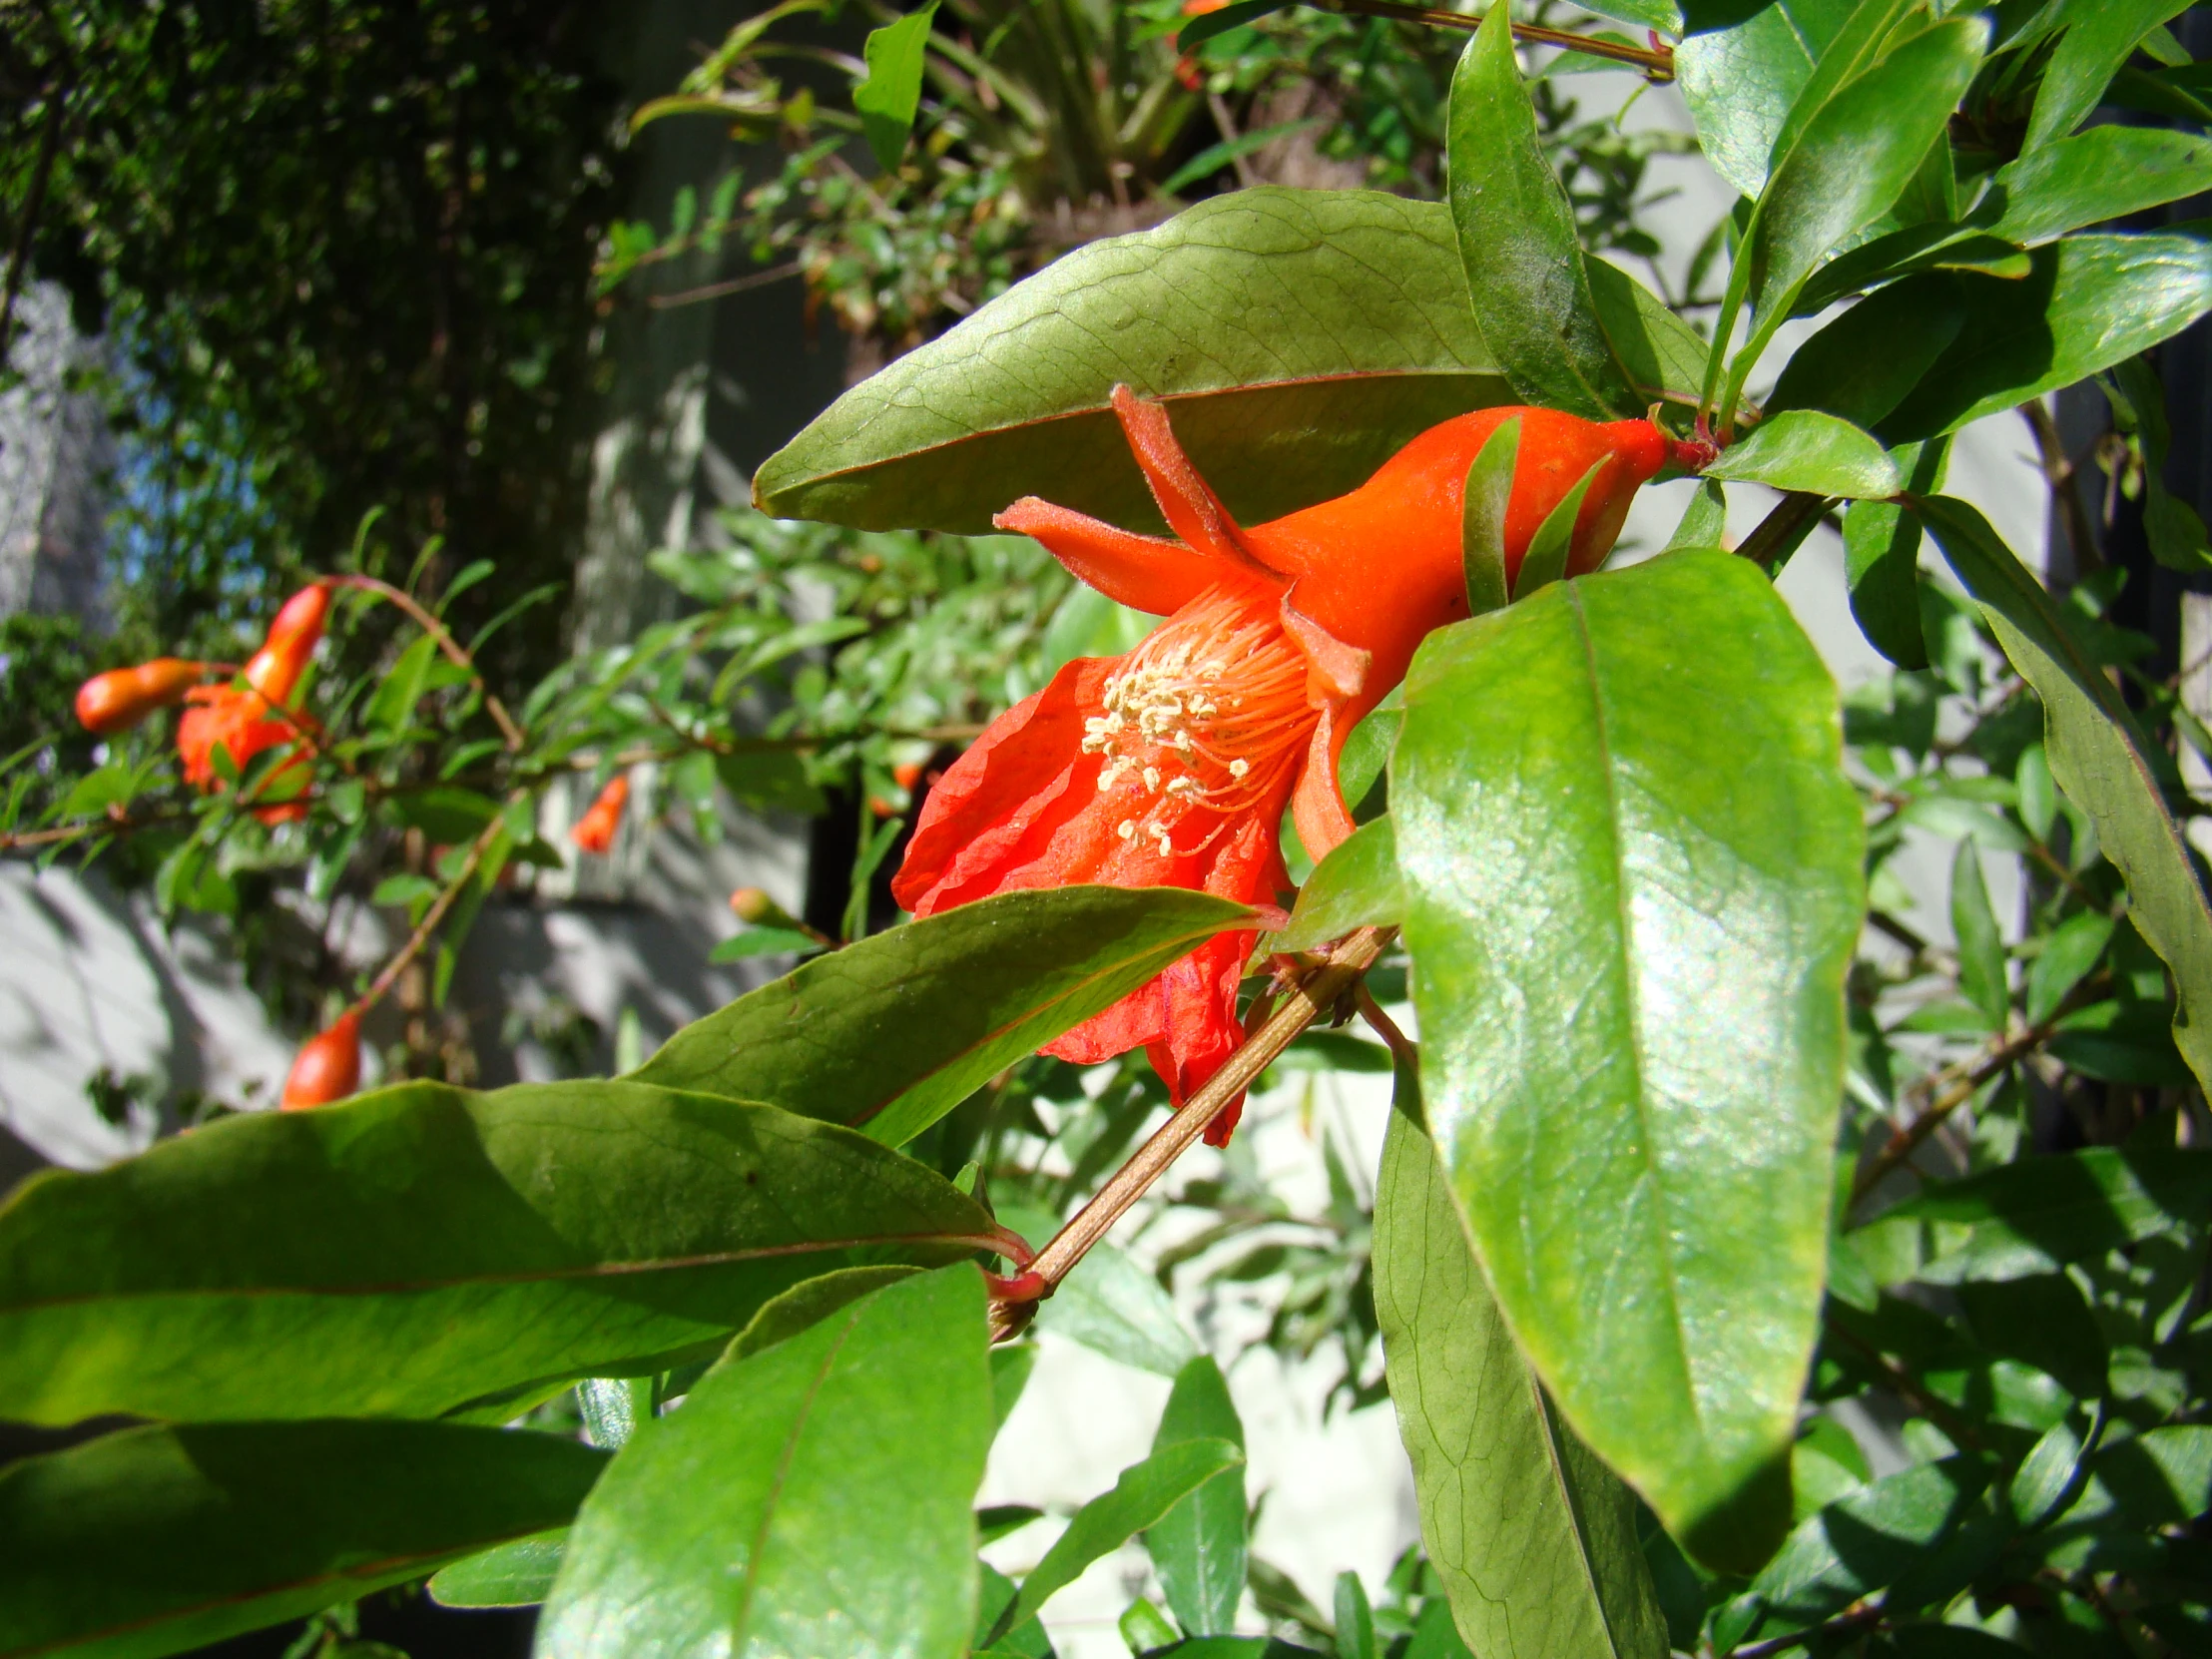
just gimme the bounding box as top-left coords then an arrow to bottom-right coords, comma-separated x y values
281,1010 -> 362,1110
75,659 -> 205,735
571,774 -> 630,854
246,584 -> 331,704
729,886 -> 783,925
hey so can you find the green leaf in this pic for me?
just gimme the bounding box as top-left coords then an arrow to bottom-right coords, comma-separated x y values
851,3 -> 939,171
2042,1425 -> 2212,1557
1460,417 -> 1520,618
1768,276 -> 1965,431
365,632 -> 440,735
633,886 -> 1250,1147
1950,839 -> 2009,1029
382,784 -> 501,844
0,1421 -> 605,1657
1704,409 -> 1900,499
1512,459 -> 1607,599
428,1528 -> 569,1608
1665,479 -> 1729,553
2023,0 -> 2193,152
1000,1206 -> 1201,1379
1853,1146 -> 2212,1286
1881,236 -> 2212,441
716,750 -> 829,817
1579,0 -> 1681,33
1955,1272 -> 2108,1399
1587,259 -> 1718,412
1839,439 -> 1942,671
1375,1098 -> 1669,1659
1333,1573 -> 1377,1659
989,1439 -> 1245,1645
1146,1357 -> 1250,1637
1986,127 -> 2212,247
540,1267 -> 995,1659
1273,817 -> 1401,953
754,190 -> 1511,535
1447,5 -> 1639,419
1676,0 -> 1857,200
1394,550 -> 1864,1571
1737,1459 -> 1988,1641
2026,909 -> 2113,1025
1722,18 -> 1987,408
1917,495 -> 2212,1097
710,925 -> 826,962
0,1081 -> 998,1424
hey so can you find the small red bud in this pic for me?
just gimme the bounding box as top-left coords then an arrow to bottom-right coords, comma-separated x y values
571,774 -> 630,854
75,659 -> 205,735
246,584 -> 331,704
281,1011 -> 361,1110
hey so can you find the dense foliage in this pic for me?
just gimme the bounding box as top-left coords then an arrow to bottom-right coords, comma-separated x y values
6,2 -> 2212,1658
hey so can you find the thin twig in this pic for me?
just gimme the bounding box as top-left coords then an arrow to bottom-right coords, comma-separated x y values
2019,399 -> 2103,576
988,925 -> 1395,1341
334,575 -> 525,752
647,261 -> 803,310
1736,491 -> 1834,574
353,804 -> 510,1015
1822,1312 -> 1984,1451
1728,1601 -> 1885,1658
1319,0 -> 1676,77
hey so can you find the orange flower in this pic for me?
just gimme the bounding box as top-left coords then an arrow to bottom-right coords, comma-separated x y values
572,774 -> 630,854
281,1010 -> 361,1109
892,387 -> 1669,1142
75,659 -> 207,735
176,582 -> 330,825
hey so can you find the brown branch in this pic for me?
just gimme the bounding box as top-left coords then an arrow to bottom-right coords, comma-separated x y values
352,803 -> 510,1016
2018,399 -> 2103,576
333,575 -> 525,752
1319,0 -> 1677,77
988,925 -> 1395,1341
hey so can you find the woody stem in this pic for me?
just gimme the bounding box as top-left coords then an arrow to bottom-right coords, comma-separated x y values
989,924 -> 1396,1342
333,575 -> 526,752
350,802 -> 512,1019
1320,0 -> 1677,77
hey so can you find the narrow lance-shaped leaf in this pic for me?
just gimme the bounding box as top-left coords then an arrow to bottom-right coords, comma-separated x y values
1273,816 -> 1402,954
2023,0 -> 2193,152
541,1267 -> 995,1659
1918,494 -> 2212,1096
1461,416 -> 1520,618
1145,1357 -> 1250,1637
1512,459 -> 1607,600
1950,839 -> 2009,1029
633,885 -> 1252,1147
1675,0 -> 1857,201
0,1421 -> 606,1659
987,1438 -> 1246,1646
428,1529 -> 570,1610
1394,550 -> 1864,1571
1703,410 -> 1897,518
1446,3 -> 1639,419
851,2 -> 939,171
1375,1084 -> 1669,1659
0,1081 -> 999,1424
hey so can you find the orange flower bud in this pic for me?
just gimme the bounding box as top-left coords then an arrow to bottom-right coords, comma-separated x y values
246,583 -> 332,704
729,886 -> 779,923
280,1010 -> 361,1110
571,774 -> 630,854
74,659 -> 205,735
891,760 -> 926,792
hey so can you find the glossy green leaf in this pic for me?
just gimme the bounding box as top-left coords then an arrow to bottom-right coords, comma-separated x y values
1580,0 -> 1680,32
1725,18 -> 1986,402
1146,1357 -> 1250,1637
0,1082 -> 997,1424
1853,1147 -> 2212,1286
1762,0 -> 1925,185
754,190 -> 1512,535
2026,910 -> 2114,1025
1512,459 -> 1606,599
1704,409 -> 1900,499
1676,0 -> 1857,200
1334,1574 -> 1377,1659
0,1421 -> 605,1658
1839,438 -> 1942,671
852,2 -> 938,170
1768,276 -> 1964,431
1956,1272 -> 2108,1399
1394,550 -> 1863,1571
2040,1425 -> 2212,1562
1987,127 -> 2212,246
1460,417 -> 1520,618
1447,6 -> 1639,419
1375,1098 -> 1669,1659
633,886 -> 1251,1147
1917,495 -> 2212,1096
710,925 -> 825,962
1950,839 -> 2008,1029
1665,479 -> 1728,553
1736,1459 -> 1988,1641
541,1267 -> 993,1659
1273,816 -> 1401,953
1587,258 -> 1724,411
1881,236 -> 2212,440
2023,0 -> 2192,152
990,1438 -> 1245,1645
428,1528 -> 569,1608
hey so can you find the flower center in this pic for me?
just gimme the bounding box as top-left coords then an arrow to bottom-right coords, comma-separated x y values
1079,587 -> 1317,858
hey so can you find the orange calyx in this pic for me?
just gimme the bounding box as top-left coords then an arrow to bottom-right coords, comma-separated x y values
572,774 -> 630,854
281,1010 -> 362,1110
75,659 -> 208,735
